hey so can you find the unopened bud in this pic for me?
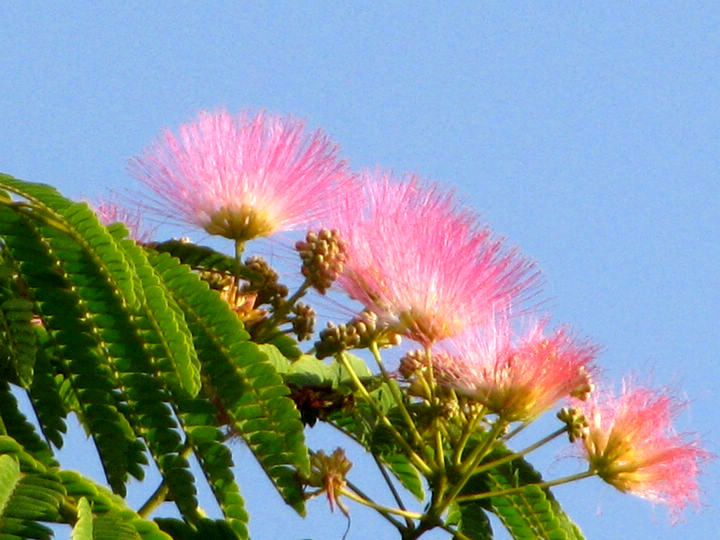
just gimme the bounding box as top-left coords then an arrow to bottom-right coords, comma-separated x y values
241,256 -> 289,308
349,311 -> 401,350
296,229 -> 348,294
315,322 -> 361,359
557,407 -> 589,442
292,302 -> 316,341
399,350 -> 427,379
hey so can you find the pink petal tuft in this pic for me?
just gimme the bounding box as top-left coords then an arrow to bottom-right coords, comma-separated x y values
129,109 -> 349,241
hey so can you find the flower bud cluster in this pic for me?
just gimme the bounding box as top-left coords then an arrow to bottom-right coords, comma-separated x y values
199,269 -> 234,292
241,256 -> 289,308
315,311 -> 401,359
315,311 -> 400,359
315,322 -> 360,359
557,407 -> 588,442
296,229 -> 347,294
399,349 -> 427,379
291,302 -> 316,341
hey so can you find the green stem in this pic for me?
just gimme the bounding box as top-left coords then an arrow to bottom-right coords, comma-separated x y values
137,482 -> 169,518
285,279 -> 311,308
137,442 -> 194,518
234,239 -> 245,266
341,487 -> 423,520
455,470 -> 596,503
254,277 -> 311,340
502,420 -> 531,441
438,424 -> 569,516
471,426 -> 568,477
452,407 -> 485,467
345,480 -> 407,530
372,454 -> 414,528
439,524 -> 473,540
337,352 -> 432,476
369,342 -> 426,452
436,419 -> 507,514
434,428 -> 445,472
462,419 -> 507,474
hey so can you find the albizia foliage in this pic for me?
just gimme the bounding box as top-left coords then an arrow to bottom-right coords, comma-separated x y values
0,106 -> 709,540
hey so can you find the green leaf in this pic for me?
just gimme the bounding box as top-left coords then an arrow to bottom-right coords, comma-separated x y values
175,398 -> 249,538
114,228 -> 200,397
0,435 -> 49,474
0,191 -> 201,511
328,352 -> 372,388
463,447 -> 585,540
325,376 -> 401,452
488,468 -> 584,540
266,332 -> 303,360
0,175 -> 138,309
0,451 -> 65,540
0,297 -> 37,386
147,240 -> 248,278
0,382 -> 56,467
58,470 -> 172,540
72,497 -> 93,540
149,251 -> 309,514
155,517 -> 245,540
0,454 -> 21,516
93,510 -> 143,540
4,472 -> 65,522
257,343 -> 292,373
382,453 -> 424,502
27,326 -> 67,448
99,227 -> 203,521
285,355 -> 334,386
370,380 -> 400,415
0,200 -> 146,492
456,500 -> 493,540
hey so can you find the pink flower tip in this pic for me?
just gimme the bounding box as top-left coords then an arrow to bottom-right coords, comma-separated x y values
434,317 -> 597,421
128,109 -> 349,242
327,172 -> 539,345
93,199 -> 151,243
574,379 -> 710,520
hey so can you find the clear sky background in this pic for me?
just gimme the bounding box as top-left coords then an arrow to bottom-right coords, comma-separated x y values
1,2 -> 718,539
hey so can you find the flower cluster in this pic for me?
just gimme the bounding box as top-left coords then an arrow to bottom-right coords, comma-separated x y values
434,317 -> 596,422
128,109 -> 348,242
327,172 -> 538,345
573,380 -> 709,518
93,107 -> 706,521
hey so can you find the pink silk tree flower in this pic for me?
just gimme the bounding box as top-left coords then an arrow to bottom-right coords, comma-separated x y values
128,109 -> 348,242
94,199 -> 151,243
573,380 -> 708,519
434,318 -> 596,422
329,172 -> 538,345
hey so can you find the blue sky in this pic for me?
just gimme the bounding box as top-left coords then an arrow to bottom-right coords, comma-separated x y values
1,2 -> 718,539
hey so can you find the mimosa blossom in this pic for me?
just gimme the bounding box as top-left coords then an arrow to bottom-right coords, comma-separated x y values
128,109 -> 348,242
434,318 -> 596,421
329,173 -> 538,345
574,381 -> 708,519
94,199 -> 151,243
